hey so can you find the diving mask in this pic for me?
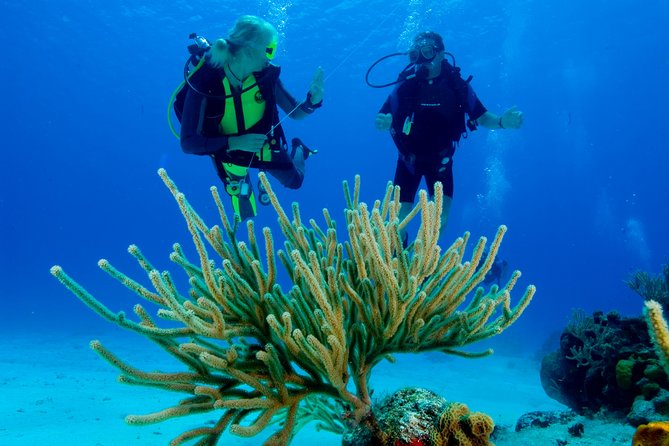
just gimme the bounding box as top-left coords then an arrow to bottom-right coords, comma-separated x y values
264,40 -> 277,60
243,40 -> 278,60
408,43 -> 439,64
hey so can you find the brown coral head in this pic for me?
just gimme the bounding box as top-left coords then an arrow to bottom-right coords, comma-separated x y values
435,402 -> 495,446
633,421 -> 669,446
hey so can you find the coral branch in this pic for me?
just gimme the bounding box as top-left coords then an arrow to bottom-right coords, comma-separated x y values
645,299 -> 669,374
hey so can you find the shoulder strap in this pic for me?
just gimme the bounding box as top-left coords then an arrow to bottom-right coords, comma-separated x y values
442,61 -> 471,100
440,60 -> 478,137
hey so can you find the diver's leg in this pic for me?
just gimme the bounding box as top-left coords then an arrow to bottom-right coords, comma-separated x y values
427,157 -> 454,240
398,202 -> 414,248
213,159 -> 257,221
394,156 -> 421,247
266,164 -> 303,190
265,139 -> 311,189
438,196 -> 453,239
230,172 -> 257,221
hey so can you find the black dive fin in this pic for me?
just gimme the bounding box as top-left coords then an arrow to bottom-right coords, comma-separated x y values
291,137 -> 318,160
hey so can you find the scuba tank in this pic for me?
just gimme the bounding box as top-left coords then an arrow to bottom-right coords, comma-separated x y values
167,33 -> 212,139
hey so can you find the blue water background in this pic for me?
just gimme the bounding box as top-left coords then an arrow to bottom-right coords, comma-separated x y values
2,0 -> 668,358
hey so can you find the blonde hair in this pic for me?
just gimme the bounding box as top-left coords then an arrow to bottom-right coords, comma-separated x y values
209,15 -> 278,69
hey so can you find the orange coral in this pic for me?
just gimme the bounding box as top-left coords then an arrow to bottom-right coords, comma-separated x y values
633,422 -> 669,446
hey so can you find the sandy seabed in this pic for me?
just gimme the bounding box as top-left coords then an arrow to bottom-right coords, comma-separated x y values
1,330 -> 635,445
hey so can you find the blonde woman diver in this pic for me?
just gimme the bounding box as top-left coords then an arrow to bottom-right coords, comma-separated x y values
179,15 -> 324,221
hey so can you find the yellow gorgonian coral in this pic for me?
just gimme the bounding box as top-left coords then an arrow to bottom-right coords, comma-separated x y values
51,169 -> 534,445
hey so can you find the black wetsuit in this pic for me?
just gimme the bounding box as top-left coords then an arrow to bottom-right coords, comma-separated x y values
179,63 -> 316,189
379,60 -> 487,202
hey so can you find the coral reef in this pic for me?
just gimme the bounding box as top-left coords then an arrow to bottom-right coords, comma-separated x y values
540,309 -> 669,425
342,387 -> 494,446
514,410 -> 577,432
51,169 -> 534,445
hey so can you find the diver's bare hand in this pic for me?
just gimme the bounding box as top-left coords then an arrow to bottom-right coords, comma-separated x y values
500,106 -> 524,129
228,134 -> 266,152
375,113 -> 392,130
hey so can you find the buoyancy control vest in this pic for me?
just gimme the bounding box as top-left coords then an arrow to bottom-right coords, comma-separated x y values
173,62 -> 292,170
388,60 -> 477,158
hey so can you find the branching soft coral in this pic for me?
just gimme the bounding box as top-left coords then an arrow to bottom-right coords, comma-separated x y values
51,169 -> 534,445
627,263 -> 669,309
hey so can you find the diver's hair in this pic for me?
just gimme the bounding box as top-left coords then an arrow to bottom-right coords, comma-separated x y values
209,15 -> 278,69
414,31 -> 445,51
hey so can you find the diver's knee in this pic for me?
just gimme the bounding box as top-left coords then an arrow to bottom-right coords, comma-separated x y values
276,170 -> 304,189
286,174 -> 304,189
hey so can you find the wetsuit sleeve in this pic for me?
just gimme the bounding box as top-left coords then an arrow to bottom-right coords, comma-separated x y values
179,88 -> 229,155
275,78 -> 320,119
465,84 -> 487,121
379,95 -> 392,114
379,82 -> 402,114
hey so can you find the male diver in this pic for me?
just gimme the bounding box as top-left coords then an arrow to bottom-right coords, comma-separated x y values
373,31 -> 523,243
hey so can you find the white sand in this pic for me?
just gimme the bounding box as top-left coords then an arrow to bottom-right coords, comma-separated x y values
1,330 -> 635,445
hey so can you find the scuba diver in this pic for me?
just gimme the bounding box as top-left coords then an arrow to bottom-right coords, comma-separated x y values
483,256 -> 509,287
468,250 -> 509,287
172,15 -> 324,221
369,31 -> 523,244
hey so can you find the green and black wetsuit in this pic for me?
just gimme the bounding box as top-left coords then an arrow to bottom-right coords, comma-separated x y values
179,62 -> 318,219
